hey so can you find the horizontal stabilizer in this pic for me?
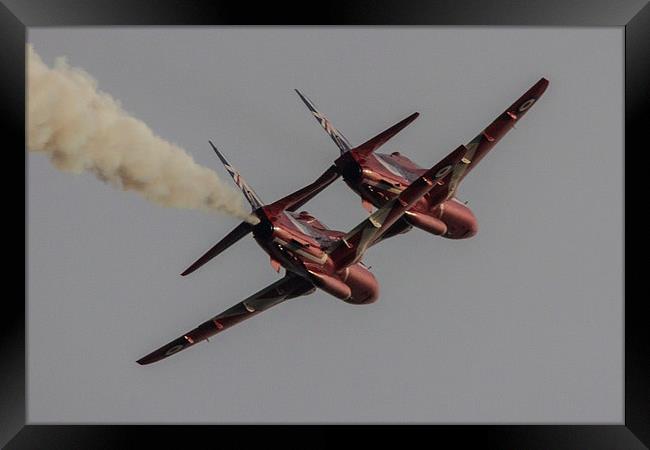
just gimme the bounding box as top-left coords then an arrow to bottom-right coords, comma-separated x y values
353,112 -> 419,157
267,165 -> 340,213
181,221 -> 253,276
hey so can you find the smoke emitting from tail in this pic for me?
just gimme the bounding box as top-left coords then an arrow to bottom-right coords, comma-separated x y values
27,45 -> 259,224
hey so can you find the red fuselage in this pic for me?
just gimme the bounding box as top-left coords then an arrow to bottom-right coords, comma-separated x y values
252,207 -> 379,305
335,150 -> 479,240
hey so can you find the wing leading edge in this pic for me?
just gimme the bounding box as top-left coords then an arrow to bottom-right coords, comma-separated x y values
137,274 -> 314,365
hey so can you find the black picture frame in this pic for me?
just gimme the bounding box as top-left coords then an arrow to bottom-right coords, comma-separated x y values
6,0 -> 647,448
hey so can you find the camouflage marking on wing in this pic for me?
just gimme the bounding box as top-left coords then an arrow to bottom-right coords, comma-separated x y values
137,274 -> 314,365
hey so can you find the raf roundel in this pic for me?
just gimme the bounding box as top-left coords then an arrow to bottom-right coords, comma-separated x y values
435,165 -> 453,179
165,344 -> 184,356
518,98 -> 536,112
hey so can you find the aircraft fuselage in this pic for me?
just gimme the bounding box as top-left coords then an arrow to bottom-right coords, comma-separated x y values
252,207 -> 379,304
335,150 -> 479,240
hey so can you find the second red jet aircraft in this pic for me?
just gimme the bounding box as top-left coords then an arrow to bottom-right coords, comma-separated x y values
296,77 -> 548,239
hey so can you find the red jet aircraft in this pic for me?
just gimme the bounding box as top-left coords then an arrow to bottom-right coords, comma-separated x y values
138,137 -> 470,364
137,78 -> 548,365
295,77 -> 548,240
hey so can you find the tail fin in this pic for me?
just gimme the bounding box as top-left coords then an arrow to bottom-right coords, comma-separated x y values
353,112 -> 419,157
295,89 -> 352,155
295,89 -> 418,158
209,141 -> 264,210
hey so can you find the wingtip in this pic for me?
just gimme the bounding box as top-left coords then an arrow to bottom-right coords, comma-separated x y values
404,111 -> 420,124
136,355 -> 154,365
181,264 -> 198,276
533,77 -> 550,96
294,89 -> 311,104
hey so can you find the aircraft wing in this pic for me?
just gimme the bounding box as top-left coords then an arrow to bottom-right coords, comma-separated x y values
454,77 -> 548,183
137,274 -> 314,365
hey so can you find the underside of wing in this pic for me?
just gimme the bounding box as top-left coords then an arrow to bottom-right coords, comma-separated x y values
137,274 -> 314,365
458,77 -> 548,181
409,79 -> 548,209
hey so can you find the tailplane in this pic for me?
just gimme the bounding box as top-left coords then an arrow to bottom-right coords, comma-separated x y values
352,112 -> 419,157
180,221 -> 253,276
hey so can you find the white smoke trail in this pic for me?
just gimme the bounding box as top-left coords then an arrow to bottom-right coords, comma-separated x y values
27,44 -> 259,224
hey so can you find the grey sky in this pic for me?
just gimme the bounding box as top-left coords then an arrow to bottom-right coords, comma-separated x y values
27,27 -> 623,423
